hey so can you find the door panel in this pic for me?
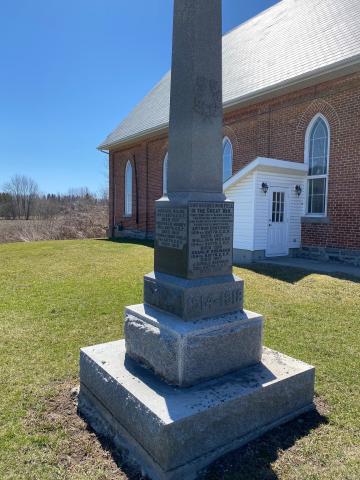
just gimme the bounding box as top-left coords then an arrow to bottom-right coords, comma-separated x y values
266,188 -> 289,257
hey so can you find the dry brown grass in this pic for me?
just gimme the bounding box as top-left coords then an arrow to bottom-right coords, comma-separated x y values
0,205 -> 108,243
24,381 -> 138,480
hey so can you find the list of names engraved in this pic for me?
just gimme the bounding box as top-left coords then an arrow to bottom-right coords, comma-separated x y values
156,207 -> 187,250
189,202 -> 233,275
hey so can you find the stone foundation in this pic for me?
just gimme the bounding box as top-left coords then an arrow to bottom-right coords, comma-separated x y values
233,249 -> 265,265
233,248 -> 300,265
111,227 -> 148,241
298,246 -> 360,267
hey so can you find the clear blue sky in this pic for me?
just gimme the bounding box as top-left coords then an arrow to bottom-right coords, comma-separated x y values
0,0 -> 278,194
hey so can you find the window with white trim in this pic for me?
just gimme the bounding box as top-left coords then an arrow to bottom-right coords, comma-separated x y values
163,152 -> 168,195
305,115 -> 330,216
124,160 -> 132,216
222,137 -> 233,183
272,191 -> 285,223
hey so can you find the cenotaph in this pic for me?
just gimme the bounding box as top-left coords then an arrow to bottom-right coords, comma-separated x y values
79,1 -> 315,479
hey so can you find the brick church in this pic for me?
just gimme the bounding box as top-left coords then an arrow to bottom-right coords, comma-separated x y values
99,0 -> 360,266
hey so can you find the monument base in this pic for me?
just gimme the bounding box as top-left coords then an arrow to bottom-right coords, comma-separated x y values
79,340 -> 315,480
125,304 -> 263,387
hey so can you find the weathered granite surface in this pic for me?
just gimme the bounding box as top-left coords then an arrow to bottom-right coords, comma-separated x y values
79,340 -> 315,480
154,0 -> 229,281
167,0 -> 223,195
125,304 -> 262,386
144,271 -> 243,321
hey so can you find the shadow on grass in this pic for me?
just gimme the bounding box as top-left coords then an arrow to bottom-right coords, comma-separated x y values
77,405 -> 143,480
237,262 -> 360,285
204,399 -> 328,480
96,237 -> 154,249
96,238 -> 360,284
96,237 -> 359,284
80,427 -> 144,480
79,399 -> 328,480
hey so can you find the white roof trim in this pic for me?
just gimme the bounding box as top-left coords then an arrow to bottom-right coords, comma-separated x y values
224,157 -> 308,191
100,123 -> 168,151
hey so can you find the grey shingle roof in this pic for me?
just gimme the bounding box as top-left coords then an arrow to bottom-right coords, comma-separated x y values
99,0 -> 360,150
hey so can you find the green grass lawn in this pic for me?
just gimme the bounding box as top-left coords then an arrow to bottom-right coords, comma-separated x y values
0,239 -> 359,480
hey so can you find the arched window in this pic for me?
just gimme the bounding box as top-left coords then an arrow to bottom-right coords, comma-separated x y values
163,152 -> 168,195
124,160 -> 132,216
223,137 -> 233,182
305,115 -> 330,216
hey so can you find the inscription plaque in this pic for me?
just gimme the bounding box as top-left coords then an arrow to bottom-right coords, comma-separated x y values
189,202 -> 233,276
156,207 -> 187,250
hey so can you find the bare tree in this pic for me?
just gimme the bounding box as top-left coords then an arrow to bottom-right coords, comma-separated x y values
99,155 -> 109,201
3,175 -> 39,220
0,192 -> 15,219
98,184 -> 109,202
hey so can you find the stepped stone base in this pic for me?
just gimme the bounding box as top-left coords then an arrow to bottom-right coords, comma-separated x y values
125,304 -> 263,387
79,340 -> 315,480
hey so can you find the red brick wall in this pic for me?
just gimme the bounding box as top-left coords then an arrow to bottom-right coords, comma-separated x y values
146,135 -> 168,233
109,72 -> 360,250
109,142 -> 148,234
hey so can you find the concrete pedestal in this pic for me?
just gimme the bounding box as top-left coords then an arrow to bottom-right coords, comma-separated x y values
79,340 -> 315,480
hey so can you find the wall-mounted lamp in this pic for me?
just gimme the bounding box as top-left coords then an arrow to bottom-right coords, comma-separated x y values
295,185 -> 302,196
261,182 -> 269,194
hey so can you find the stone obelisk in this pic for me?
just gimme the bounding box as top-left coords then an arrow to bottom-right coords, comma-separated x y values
124,0 -> 259,388
155,0 -> 229,282
79,1 -> 315,479
167,0 -> 223,198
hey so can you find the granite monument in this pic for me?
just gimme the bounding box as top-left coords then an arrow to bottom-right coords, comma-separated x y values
79,1 -> 315,478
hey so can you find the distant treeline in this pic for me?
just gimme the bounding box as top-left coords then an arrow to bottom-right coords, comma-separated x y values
0,175 -> 107,220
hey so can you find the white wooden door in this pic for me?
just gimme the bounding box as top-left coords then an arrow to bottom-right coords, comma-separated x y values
266,188 -> 289,257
